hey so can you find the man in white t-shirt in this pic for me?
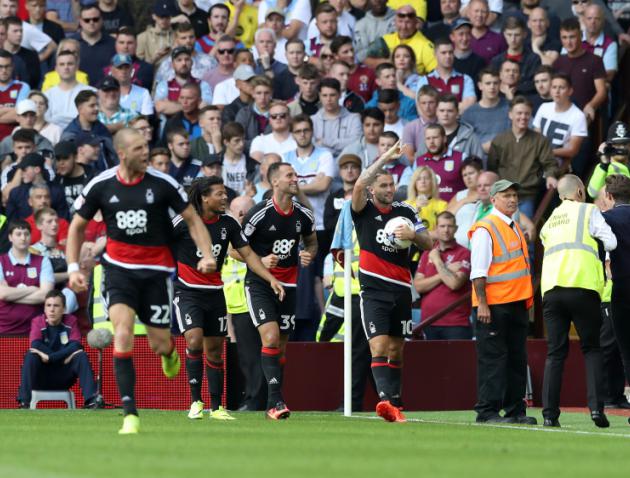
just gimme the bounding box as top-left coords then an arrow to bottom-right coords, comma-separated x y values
257,0 -> 312,41
44,50 -> 95,130
0,0 -> 56,62
249,101 -> 297,162
533,72 -> 588,168
283,113 -> 335,234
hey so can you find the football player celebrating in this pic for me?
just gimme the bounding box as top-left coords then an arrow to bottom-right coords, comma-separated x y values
172,176 -> 285,420
66,129 -> 217,435
241,162 -> 318,419
351,140 -> 432,422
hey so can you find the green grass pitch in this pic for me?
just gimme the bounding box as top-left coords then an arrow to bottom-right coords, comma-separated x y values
1,409 -> 629,478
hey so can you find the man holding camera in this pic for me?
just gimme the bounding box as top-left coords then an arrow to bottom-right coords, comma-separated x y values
587,121 -> 630,199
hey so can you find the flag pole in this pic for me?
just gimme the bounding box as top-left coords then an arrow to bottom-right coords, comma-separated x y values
343,248 -> 352,417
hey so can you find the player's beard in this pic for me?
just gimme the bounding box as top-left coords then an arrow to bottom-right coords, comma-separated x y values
374,190 -> 393,205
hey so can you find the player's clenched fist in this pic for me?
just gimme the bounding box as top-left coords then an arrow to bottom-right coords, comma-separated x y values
261,254 -> 279,269
197,256 -> 217,274
69,271 -> 87,292
299,250 -> 313,267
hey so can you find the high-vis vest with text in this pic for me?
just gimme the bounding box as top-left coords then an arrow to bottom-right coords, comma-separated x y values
221,256 -> 248,314
468,214 -> 533,308
540,201 -> 604,298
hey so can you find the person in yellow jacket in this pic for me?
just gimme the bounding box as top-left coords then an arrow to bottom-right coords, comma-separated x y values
540,174 -> 617,428
224,195 -> 267,411
365,5 -> 436,75
587,121 -> 630,198
469,179 -> 536,425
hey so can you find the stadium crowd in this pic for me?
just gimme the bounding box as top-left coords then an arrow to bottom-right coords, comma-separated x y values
1,0 -> 630,420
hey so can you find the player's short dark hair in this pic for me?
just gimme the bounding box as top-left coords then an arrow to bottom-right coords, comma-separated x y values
361,107 -> 384,124
372,168 -> 393,183
12,128 -> 36,144
222,122 -> 245,142
8,219 -> 30,235
551,72 -> 572,87
437,93 -> 458,107
297,63 -> 320,80
267,161 -> 292,184
291,114 -> 313,132
75,90 -> 97,108
477,66 -> 499,83
510,95 -> 532,111
330,35 -> 352,54
375,62 -> 395,77
605,174 -> 630,203
380,131 -> 399,142
560,17 -> 581,33
166,127 -> 189,144
188,176 -> 225,216
377,89 -> 399,104
320,77 -> 341,93
436,210 -> 456,224
45,289 -> 66,306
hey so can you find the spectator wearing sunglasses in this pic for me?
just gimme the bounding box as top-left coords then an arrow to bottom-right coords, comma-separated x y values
72,4 -> 116,86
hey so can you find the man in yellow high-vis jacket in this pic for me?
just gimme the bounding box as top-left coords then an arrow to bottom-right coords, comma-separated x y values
540,174 -> 617,428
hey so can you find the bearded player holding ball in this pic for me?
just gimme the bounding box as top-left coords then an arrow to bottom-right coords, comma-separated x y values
351,140 -> 433,422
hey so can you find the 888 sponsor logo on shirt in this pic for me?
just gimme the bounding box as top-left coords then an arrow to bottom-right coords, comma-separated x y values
196,245 -> 222,258
116,209 -> 148,236
375,228 -> 397,253
272,239 -> 295,259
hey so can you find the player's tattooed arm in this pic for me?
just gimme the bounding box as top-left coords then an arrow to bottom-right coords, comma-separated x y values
237,245 -> 286,300
353,140 -> 403,213
300,232 -> 318,267
66,213 -> 90,292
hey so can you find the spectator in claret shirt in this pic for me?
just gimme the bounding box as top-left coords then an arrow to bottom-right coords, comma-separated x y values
415,123 -> 466,202
414,211 -> 472,340
468,0 -> 506,63
331,35 -> 376,103
553,17 -> 606,122
0,220 -> 54,336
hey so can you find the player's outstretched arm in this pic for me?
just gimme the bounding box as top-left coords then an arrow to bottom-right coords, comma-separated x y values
352,140 -> 403,213
66,214 -> 90,292
237,245 -> 286,301
413,229 -> 433,251
180,205 -> 217,273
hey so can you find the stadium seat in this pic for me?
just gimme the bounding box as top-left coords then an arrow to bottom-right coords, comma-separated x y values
30,390 -> 76,410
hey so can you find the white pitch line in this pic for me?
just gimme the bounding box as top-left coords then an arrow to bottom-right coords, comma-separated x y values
347,414 -> 630,439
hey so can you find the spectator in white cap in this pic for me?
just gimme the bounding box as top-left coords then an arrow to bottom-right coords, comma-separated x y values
213,53 -> 255,107
221,64 -> 256,124
0,99 -> 53,157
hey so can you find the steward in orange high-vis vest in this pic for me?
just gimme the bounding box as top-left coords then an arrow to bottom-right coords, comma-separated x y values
468,179 -> 536,426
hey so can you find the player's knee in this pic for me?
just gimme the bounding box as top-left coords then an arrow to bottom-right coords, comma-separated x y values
261,332 -> 279,348
205,348 -> 222,363
114,328 -> 134,350
186,333 -> 203,352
